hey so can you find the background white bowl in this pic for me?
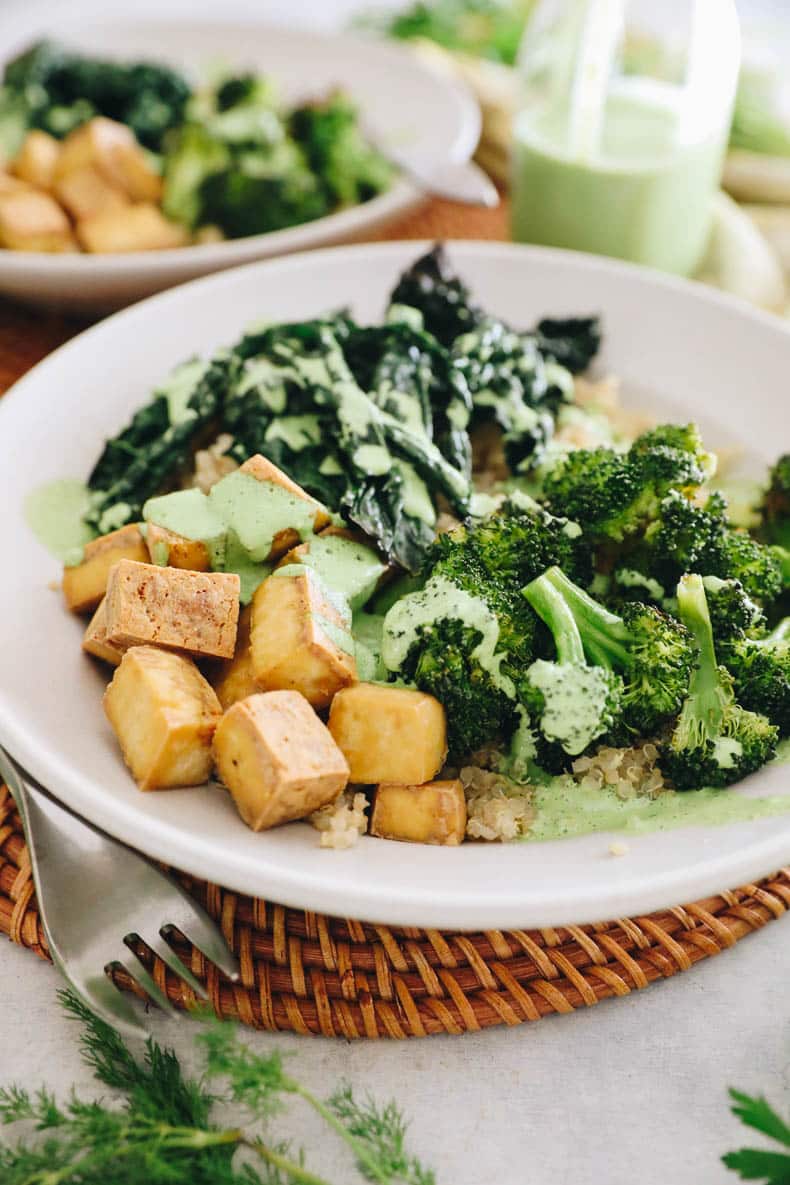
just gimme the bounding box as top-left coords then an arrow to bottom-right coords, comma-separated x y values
0,17 -> 479,312
1,240 -> 789,929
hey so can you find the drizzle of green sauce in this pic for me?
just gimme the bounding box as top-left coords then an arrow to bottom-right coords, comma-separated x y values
382,574 -> 516,698
157,358 -> 208,426
273,563 -> 355,655
353,443 -> 390,475
352,611 -> 386,681
24,479 -> 95,565
208,471 -> 317,561
292,535 -> 387,611
527,660 -> 614,756
264,415 -> 322,451
526,779 -> 790,842
393,460 -> 436,526
143,470 -> 318,602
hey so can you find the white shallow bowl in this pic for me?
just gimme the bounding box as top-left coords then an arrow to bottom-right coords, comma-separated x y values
0,15 -> 478,312
2,240 -> 790,929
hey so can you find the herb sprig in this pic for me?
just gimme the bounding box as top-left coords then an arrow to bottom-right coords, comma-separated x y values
0,991 -> 435,1185
723,1089 -> 790,1184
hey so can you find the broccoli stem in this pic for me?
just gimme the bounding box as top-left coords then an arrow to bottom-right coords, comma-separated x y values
676,573 -> 726,735
523,574 -> 586,665
542,565 -> 631,669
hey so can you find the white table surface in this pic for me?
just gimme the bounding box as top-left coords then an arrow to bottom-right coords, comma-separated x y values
1,1 -> 788,1181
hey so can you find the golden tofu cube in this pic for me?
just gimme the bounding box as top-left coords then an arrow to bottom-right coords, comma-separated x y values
104,646 -> 222,790
82,597 -> 126,667
77,203 -> 189,253
0,172 -> 32,195
239,454 -> 330,557
211,605 -> 259,710
371,780 -> 467,845
105,560 -> 240,659
144,522 -> 211,571
63,523 -> 149,614
55,116 -> 162,200
107,141 -> 163,203
54,163 -> 129,221
0,189 -> 75,252
328,684 -> 447,785
213,690 -> 349,831
11,130 -> 61,190
250,571 -> 356,708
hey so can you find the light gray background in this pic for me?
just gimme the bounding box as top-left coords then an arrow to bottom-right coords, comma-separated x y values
0,1 -> 787,1182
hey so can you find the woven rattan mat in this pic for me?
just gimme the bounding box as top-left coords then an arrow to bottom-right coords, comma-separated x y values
2,196 -> 789,1038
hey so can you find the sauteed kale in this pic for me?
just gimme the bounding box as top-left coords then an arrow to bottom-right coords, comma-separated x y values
84,245 -> 602,570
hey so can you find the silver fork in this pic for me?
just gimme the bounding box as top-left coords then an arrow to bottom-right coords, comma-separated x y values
0,745 -> 240,1039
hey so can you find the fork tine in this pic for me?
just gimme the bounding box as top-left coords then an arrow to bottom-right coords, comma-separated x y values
117,949 -> 180,1019
163,913 -> 241,983
148,934 -> 210,1002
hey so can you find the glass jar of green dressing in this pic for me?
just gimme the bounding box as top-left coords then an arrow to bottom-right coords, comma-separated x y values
511,0 -> 740,275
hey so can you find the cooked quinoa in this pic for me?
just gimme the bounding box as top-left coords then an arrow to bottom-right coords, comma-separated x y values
309,789 -> 369,849
571,742 -> 667,799
459,765 -> 535,841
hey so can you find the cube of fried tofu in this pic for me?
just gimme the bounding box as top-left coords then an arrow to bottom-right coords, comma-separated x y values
371,780 -> 467,846
213,691 -> 349,831
104,646 -> 222,790
239,454 -> 330,557
0,172 -> 31,195
82,597 -> 126,667
77,203 -> 189,253
144,522 -> 211,571
105,560 -> 240,659
11,130 -> 61,190
63,523 -> 149,614
250,571 -> 356,708
55,117 -> 163,201
54,163 -> 129,221
0,189 -> 76,252
328,684 -> 447,785
211,605 -> 259,710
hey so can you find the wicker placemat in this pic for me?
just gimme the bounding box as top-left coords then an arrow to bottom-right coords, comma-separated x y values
2,196 -> 789,1037
1,786 -> 787,1037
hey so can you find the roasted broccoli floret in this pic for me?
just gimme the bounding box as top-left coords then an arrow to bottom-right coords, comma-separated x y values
542,424 -> 714,543
660,575 -> 778,790
625,490 -> 784,605
430,496 -> 593,591
710,529 -> 785,604
702,576 -> 766,640
758,453 -> 790,549
289,91 -> 393,208
382,506 -> 574,756
541,566 -> 694,737
630,423 -> 716,472
401,618 -> 518,757
718,618 -> 790,735
522,573 -> 624,760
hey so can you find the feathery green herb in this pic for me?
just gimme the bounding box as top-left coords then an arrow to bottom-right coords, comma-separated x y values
0,991 -> 434,1185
